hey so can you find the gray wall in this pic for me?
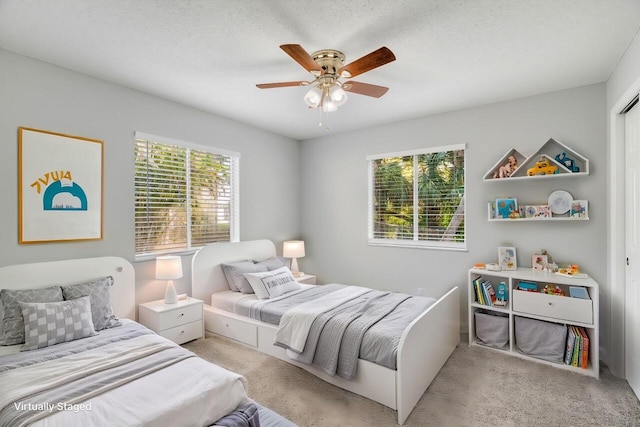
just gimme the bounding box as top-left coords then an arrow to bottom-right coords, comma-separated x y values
0,49 -> 301,307
300,84 -> 607,340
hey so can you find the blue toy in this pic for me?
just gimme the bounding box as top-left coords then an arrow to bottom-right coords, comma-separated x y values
496,282 -> 508,301
555,152 -> 580,173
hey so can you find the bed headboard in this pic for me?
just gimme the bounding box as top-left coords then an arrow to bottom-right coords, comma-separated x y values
0,256 -> 135,320
191,240 -> 276,303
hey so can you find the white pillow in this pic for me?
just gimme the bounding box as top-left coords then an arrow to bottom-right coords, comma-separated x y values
243,267 -> 301,299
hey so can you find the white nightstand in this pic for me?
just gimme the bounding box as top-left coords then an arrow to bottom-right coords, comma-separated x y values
296,273 -> 317,285
138,297 -> 204,345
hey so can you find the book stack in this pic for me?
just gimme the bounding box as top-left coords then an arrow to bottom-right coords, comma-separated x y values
473,277 -> 496,307
564,325 -> 589,369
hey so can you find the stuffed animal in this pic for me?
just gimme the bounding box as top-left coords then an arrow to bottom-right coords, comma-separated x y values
493,155 -> 518,179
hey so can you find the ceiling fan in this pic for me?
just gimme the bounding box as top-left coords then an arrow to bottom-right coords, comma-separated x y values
256,44 -> 396,115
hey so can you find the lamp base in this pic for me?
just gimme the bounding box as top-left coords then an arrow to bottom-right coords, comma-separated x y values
164,280 -> 178,304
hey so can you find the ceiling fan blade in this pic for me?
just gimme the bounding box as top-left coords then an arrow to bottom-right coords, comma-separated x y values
338,46 -> 396,78
280,44 -> 322,75
256,81 -> 307,89
343,81 -> 389,98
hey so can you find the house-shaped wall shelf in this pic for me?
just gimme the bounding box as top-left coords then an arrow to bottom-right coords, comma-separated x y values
484,138 -> 589,182
483,148 -> 528,180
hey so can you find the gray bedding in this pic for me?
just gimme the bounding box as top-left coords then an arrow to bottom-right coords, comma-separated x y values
0,321 -> 295,427
250,284 -> 436,371
0,322 -> 192,427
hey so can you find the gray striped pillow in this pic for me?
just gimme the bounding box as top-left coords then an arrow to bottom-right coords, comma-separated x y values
20,296 -> 96,351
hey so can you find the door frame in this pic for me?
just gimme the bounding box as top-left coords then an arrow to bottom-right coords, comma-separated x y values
609,77 -> 640,378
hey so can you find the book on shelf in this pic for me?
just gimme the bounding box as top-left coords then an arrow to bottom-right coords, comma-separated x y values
571,326 -> 581,367
473,278 -> 485,305
564,326 -> 576,365
483,281 -> 496,305
577,326 -> 590,369
481,281 -> 492,306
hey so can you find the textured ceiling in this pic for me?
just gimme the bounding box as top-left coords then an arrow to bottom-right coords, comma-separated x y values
1,1 -> 639,140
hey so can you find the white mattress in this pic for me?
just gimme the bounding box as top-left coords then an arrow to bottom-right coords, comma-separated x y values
211,284 -> 315,317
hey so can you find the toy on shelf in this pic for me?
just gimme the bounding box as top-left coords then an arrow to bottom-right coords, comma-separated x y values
492,155 -> 518,179
493,282 -> 508,307
556,264 -> 588,279
555,152 -> 580,173
527,156 -> 559,176
542,284 -> 566,296
517,281 -> 538,292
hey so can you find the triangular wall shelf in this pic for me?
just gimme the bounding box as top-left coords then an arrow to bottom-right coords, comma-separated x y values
484,138 -> 589,182
483,148 -> 528,180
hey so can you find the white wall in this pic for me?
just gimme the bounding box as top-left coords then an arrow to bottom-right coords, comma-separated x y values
605,31 -> 640,377
0,48 -> 301,307
300,84 -> 607,344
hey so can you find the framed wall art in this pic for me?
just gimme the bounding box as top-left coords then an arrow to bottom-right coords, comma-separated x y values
18,127 -> 103,243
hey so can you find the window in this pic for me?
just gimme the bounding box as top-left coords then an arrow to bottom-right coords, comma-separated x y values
367,144 -> 465,250
134,132 -> 239,257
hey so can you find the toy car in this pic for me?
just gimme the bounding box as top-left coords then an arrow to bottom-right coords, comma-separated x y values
527,157 -> 559,176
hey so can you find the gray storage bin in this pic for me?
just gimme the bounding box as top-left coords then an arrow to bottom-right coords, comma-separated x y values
515,316 -> 567,363
474,311 -> 509,349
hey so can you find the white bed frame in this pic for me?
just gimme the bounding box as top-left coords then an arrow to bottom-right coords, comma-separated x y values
0,256 -> 135,320
192,240 -> 460,425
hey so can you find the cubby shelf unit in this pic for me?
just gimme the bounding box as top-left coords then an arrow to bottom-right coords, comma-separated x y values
468,267 -> 599,378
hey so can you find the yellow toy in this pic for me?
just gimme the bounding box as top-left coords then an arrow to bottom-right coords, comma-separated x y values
527,156 -> 559,176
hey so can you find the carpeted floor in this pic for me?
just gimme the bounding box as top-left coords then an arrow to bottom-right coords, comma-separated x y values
185,335 -> 640,427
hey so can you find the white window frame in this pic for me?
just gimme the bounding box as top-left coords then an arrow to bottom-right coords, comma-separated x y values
367,144 -> 466,250
134,131 -> 239,259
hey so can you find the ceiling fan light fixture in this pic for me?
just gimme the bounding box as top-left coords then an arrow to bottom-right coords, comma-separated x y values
321,98 -> 337,113
330,86 -> 348,106
304,87 -> 322,108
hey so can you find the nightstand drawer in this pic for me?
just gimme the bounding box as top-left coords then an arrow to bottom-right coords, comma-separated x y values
208,313 -> 258,346
157,303 -> 202,331
159,320 -> 203,345
512,290 -> 593,324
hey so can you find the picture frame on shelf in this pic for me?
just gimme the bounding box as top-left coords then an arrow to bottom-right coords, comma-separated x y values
495,197 -> 518,219
525,205 -> 552,218
531,254 -> 548,271
498,246 -> 517,271
570,200 -> 588,218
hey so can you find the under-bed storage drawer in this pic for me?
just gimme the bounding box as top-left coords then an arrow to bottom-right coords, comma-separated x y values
512,290 -> 593,324
208,313 -> 258,347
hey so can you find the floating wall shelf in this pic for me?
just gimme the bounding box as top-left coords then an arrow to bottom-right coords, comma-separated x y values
484,138 -> 589,182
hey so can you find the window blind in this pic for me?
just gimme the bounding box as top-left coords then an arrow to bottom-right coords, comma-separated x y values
134,134 -> 239,257
368,145 -> 465,250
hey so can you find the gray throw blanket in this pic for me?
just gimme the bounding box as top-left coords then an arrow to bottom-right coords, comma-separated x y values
212,402 -> 261,427
286,291 -> 412,380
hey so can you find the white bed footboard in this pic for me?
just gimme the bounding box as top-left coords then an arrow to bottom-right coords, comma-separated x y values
396,287 -> 460,425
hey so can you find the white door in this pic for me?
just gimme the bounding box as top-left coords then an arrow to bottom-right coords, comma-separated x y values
625,102 -> 640,398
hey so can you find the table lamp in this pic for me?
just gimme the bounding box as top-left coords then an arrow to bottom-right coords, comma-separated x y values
283,240 -> 305,277
155,255 -> 183,304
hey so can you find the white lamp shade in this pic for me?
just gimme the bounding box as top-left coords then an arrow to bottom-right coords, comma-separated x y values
304,87 -> 322,108
155,256 -> 183,280
283,240 -> 305,258
329,86 -> 348,106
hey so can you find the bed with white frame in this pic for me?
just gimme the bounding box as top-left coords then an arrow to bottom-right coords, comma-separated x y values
192,239 -> 460,425
0,256 -> 295,427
